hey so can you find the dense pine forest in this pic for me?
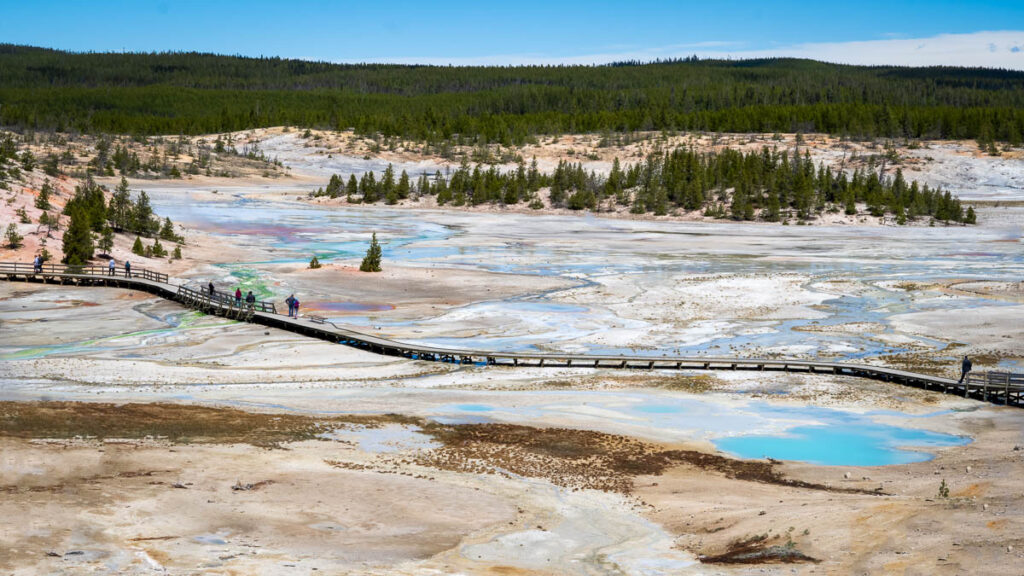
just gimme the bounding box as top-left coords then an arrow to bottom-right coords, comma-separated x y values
313,146 -> 974,225
1,45 -> 1023,144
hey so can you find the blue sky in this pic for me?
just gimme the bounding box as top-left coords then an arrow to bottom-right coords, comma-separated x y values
2,0 -> 1023,67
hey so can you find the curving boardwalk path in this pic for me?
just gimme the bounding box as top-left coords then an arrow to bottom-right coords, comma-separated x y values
3,262 -> 1021,407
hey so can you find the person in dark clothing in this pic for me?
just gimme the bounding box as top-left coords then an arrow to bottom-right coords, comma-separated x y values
33,255 -> 42,274
285,294 -> 295,317
292,296 -> 300,318
124,260 -> 132,278
245,291 -> 256,308
208,281 -> 215,296
959,355 -> 973,383
234,288 -> 242,307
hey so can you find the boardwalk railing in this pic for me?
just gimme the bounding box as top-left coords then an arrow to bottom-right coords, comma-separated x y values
1,261 -> 1021,407
2,261 -> 169,283
965,371 -> 1024,405
177,285 -> 277,316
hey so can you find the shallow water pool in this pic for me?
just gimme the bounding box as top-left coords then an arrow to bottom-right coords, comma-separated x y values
434,392 -> 969,466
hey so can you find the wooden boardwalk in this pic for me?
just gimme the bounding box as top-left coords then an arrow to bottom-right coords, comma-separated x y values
3,262 -> 1021,407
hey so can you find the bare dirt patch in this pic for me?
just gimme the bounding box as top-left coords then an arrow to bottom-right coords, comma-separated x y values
0,401 -> 416,448
416,422 -> 880,495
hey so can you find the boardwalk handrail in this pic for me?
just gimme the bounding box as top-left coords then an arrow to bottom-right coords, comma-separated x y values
0,261 -> 275,312
2,261 -> 169,283
1,261 -> 1021,407
177,284 -> 278,314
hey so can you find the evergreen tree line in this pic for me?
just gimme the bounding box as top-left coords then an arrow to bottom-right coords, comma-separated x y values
321,147 -> 975,225
1,45 -> 1023,142
61,175 -> 183,264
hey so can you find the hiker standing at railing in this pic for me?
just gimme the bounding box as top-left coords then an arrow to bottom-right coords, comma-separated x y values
208,281 -> 215,296
124,260 -> 132,278
245,290 -> 256,309
33,255 -> 42,274
108,258 -> 116,276
235,287 -> 242,307
959,355 -> 973,384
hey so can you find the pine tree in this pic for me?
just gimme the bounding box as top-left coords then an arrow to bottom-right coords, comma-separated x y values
35,180 -> 53,210
844,191 -> 857,216
964,206 -> 977,224
4,223 -> 23,248
346,174 -> 358,202
151,238 -> 166,257
172,245 -> 182,259
381,164 -> 396,199
98,224 -> 114,253
158,217 -> 181,243
359,232 -> 382,272
325,174 -> 343,198
309,255 -> 322,269
61,207 -> 95,265
131,236 -> 145,256
397,170 -> 410,199
109,176 -> 131,230
132,190 -> 157,235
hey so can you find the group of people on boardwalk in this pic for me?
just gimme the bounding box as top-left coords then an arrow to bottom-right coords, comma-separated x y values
107,258 -> 131,277
204,279 -> 290,315
200,279 -> 302,317
233,287 -> 256,307
285,294 -> 300,317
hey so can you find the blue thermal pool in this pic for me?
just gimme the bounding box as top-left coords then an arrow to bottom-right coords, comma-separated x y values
436,393 -> 969,466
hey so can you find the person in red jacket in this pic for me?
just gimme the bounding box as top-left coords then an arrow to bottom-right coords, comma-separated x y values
235,287 -> 242,307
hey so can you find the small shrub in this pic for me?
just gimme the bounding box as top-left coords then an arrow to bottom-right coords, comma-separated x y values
938,479 -> 950,499
4,223 -> 23,248
151,238 -> 166,258
309,255 -> 322,269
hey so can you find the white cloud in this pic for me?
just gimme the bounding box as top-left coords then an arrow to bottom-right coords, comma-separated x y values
369,31 -> 1024,69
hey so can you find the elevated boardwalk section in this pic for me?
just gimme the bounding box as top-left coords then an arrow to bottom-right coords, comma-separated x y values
3,262 -> 1021,407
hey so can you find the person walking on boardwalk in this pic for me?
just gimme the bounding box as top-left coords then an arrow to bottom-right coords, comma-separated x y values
33,255 -> 42,274
235,287 -> 242,307
108,257 -> 116,276
285,294 -> 296,317
959,355 -> 973,384
124,260 -> 131,278
292,295 -> 300,318
208,281 -> 215,296
245,290 -> 256,309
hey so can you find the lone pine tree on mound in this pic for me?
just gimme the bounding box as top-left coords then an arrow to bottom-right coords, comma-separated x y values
359,233 -> 382,272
